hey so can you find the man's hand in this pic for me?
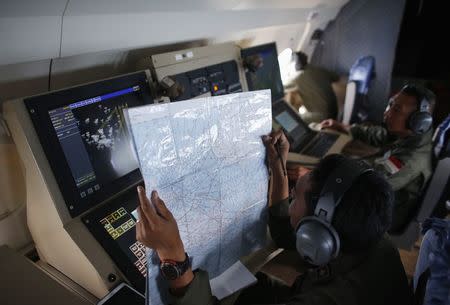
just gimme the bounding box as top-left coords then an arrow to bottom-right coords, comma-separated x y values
262,130 -> 289,204
136,186 -> 185,262
320,119 -> 350,134
262,130 -> 289,173
287,164 -> 311,181
136,186 -> 195,292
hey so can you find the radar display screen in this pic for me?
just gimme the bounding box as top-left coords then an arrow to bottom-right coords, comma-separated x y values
25,71 -> 153,217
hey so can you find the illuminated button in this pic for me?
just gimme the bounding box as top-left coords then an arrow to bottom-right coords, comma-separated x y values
94,184 -> 100,191
80,191 -> 86,198
87,188 -> 93,194
213,85 -> 219,91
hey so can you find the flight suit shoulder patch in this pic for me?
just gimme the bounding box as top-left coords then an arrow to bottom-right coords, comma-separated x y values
381,156 -> 404,175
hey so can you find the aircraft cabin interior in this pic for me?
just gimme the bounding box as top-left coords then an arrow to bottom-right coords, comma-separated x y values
1,0 -> 449,305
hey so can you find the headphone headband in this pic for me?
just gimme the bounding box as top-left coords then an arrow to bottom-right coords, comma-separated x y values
296,159 -> 373,266
314,160 -> 372,223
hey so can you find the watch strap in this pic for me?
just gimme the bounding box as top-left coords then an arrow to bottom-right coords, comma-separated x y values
160,253 -> 191,279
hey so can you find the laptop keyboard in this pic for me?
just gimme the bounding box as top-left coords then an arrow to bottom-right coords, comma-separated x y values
302,133 -> 339,158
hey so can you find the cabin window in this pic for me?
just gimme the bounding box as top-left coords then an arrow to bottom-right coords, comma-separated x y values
278,48 -> 296,86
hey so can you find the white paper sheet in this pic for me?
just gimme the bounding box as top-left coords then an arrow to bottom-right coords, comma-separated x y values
210,261 -> 258,300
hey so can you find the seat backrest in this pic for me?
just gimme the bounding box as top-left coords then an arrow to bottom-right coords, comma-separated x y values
390,115 -> 450,250
416,158 -> 450,222
342,56 -> 375,124
417,115 -> 450,222
433,114 -> 450,160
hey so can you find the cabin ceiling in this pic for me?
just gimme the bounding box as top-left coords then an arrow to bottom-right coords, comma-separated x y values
0,0 -> 348,66
1,0 -> 343,15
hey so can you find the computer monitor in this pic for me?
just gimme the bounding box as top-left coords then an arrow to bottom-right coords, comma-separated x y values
241,42 -> 284,102
25,71 -> 154,217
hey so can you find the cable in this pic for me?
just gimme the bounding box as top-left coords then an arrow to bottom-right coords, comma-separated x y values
48,58 -> 53,91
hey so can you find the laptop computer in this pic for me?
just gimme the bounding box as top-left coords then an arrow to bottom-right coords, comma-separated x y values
272,100 -> 350,164
241,43 -> 350,164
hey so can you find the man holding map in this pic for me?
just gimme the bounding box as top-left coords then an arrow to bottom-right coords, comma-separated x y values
135,129 -> 412,305
125,91 -> 272,304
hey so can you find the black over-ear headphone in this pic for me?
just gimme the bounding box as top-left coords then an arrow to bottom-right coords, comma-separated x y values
403,85 -> 433,135
295,159 -> 373,266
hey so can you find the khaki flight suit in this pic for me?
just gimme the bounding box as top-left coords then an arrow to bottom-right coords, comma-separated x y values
350,125 -> 433,232
170,199 -> 411,305
285,66 -> 340,124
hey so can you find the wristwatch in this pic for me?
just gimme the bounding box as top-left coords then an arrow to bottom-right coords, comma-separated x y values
160,253 -> 191,280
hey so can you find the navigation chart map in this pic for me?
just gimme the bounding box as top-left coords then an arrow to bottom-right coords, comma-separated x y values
124,90 -> 272,305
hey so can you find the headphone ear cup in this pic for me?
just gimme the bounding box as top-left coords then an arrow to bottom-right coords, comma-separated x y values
409,111 -> 433,135
295,217 -> 340,266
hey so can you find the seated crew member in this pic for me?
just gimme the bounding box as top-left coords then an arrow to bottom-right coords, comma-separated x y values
319,84 -> 435,233
284,51 -> 343,124
134,131 -> 411,305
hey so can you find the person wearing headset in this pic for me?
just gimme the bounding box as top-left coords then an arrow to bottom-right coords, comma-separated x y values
134,131 -> 411,305
284,51 -> 344,124
318,84 -> 435,233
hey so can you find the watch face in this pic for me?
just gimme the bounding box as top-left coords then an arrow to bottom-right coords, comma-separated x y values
160,262 -> 180,280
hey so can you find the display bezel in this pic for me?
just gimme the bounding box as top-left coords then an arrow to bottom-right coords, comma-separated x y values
82,188 -> 145,294
272,100 -> 312,151
241,42 -> 284,102
24,71 -> 153,217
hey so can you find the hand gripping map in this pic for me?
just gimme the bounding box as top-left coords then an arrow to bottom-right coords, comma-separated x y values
124,90 -> 272,305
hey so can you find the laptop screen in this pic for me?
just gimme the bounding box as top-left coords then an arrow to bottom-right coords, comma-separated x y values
241,43 -> 284,102
275,111 -> 298,133
274,110 -> 309,143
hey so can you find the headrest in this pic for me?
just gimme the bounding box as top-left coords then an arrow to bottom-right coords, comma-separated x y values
433,114 -> 450,159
